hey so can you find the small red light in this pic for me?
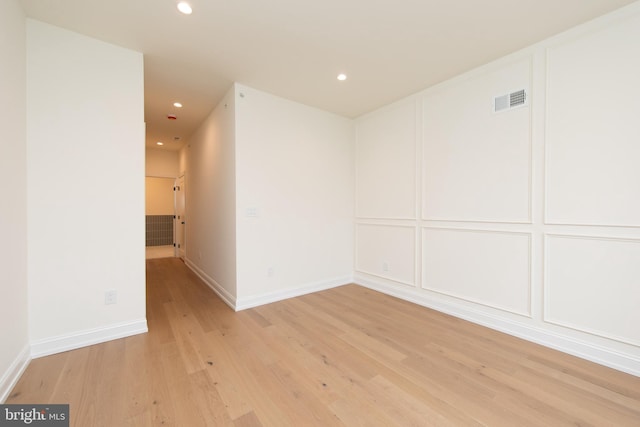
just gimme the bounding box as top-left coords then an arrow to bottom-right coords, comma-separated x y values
167,114 -> 177,120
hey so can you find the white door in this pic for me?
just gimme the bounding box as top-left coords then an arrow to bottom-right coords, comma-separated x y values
175,175 -> 186,259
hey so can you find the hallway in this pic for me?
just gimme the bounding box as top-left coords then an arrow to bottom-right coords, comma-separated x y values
6,258 -> 640,426
145,245 -> 175,259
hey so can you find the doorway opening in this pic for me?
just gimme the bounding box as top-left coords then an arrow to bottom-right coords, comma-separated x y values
174,174 -> 185,260
145,176 -> 177,259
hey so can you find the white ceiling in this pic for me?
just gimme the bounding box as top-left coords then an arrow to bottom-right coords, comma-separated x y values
20,0 -> 637,151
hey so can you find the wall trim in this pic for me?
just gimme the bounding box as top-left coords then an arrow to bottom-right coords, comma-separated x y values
235,275 -> 353,311
355,216 -> 418,221
420,55 -> 533,226
421,227 -> 533,317
30,320 -> 148,359
542,11 -> 640,231
419,217 -> 533,224
544,233 -> 640,347
184,258 -> 237,310
0,344 -> 31,403
354,274 -> 640,377
356,223 -> 417,286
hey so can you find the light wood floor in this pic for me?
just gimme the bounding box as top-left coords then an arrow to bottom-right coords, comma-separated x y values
146,245 -> 175,259
7,258 -> 640,426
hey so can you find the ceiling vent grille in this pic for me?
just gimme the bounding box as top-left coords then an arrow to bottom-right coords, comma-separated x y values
494,89 -> 527,112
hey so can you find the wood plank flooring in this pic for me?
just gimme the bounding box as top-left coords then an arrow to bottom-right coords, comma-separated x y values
7,258 -> 640,426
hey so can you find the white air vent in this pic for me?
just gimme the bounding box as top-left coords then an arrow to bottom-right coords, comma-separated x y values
494,89 -> 527,112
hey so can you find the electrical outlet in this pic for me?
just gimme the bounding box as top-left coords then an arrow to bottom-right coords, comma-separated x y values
267,267 -> 274,277
382,262 -> 389,272
105,290 -> 117,305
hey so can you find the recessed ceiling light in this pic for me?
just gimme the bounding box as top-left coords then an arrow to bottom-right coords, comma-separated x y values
157,142 -> 164,146
173,102 -> 183,108
337,73 -> 347,81
177,2 -> 192,14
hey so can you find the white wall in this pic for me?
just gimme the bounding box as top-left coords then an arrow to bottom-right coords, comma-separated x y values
354,3 -> 640,375
356,101 -> 416,219
181,87 -> 238,304
234,84 -> 354,308
0,0 -> 29,402
146,148 -> 179,178
145,177 -> 175,215
27,20 -> 147,356
180,84 -> 354,309
545,14 -> 640,227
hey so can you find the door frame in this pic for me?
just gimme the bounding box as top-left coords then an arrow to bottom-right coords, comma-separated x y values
174,174 -> 186,259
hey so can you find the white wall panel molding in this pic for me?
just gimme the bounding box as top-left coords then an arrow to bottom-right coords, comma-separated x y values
420,220 -> 534,234
355,100 -> 417,220
355,275 -> 640,377
421,217 -> 533,225
422,58 -> 533,224
356,218 -> 418,227
544,221 -> 640,230
351,3 -> 640,377
356,224 -> 417,286
544,12 -> 640,228
544,234 -> 640,347
540,224 -> 640,239
30,320 -> 148,359
355,216 -> 418,221
422,227 -> 532,317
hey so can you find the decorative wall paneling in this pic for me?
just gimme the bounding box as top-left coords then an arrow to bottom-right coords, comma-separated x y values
354,5 -> 640,375
422,227 -> 531,317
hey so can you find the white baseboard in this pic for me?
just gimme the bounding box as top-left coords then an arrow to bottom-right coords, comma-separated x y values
0,344 -> 31,403
184,258 -> 351,312
184,259 -> 237,309
355,274 -> 640,377
30,319 -> 148,359
235,275 -> 353,311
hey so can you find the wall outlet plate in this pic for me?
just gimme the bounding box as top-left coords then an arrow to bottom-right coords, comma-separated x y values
105,290 -> 117,305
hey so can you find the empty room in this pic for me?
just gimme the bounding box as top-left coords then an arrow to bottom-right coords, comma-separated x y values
1,0 -> 639,425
